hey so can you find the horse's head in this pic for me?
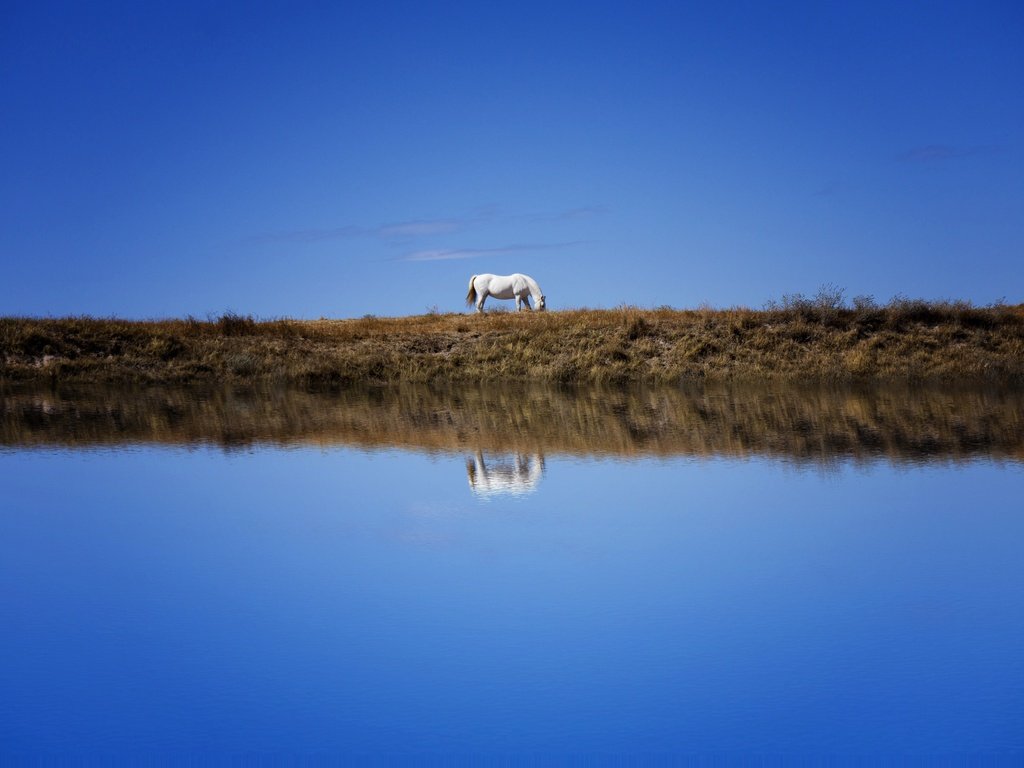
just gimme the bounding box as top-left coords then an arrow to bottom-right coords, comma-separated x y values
537,295 -> 546,310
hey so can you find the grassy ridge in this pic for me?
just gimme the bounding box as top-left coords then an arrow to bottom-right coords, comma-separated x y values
2,299 -> 1023,384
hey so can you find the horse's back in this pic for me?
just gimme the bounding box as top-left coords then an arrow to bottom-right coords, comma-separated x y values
472,272 -> 537,301
473,273 -> 496,289
486,274 -> 515,297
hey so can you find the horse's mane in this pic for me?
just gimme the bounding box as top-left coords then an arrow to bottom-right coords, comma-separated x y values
523,274 -> 543,298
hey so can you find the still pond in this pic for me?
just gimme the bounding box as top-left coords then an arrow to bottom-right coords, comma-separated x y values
2,382 -> 1023,758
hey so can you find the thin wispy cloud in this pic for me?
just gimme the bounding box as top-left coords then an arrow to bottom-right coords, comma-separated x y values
244,216 -> 473,246
243,205 -> 606,247
377,219 -> 463,238
402,241 -> 588,262
404,248 -> 508,262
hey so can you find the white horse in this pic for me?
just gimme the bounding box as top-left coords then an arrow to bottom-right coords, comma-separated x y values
466,273 -> 546,313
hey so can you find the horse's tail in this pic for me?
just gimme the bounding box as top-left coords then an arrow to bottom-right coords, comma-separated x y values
466,275 -> 477,306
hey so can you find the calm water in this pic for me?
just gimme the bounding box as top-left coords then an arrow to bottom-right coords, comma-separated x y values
2,383 -> 1023,760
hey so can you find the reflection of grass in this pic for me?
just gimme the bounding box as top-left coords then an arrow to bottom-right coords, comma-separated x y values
2,300 -> 1023,384
3,381 -> 1023,464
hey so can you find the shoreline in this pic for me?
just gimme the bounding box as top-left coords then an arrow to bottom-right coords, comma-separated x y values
2,304 -> 1023,385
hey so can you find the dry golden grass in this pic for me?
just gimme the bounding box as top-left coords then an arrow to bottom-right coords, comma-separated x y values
2,300 -> 1023,385
3,380 -> 1022,464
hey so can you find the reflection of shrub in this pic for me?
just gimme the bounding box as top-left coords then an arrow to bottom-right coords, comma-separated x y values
4,380 -> 1024,464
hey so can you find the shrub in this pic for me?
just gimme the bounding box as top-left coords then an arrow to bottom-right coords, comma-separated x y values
216,311 -> 258,336
852,295 -> 878,312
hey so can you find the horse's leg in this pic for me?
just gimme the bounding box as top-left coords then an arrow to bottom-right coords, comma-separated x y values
515,295 -> 523,311
476,292 -> 486,314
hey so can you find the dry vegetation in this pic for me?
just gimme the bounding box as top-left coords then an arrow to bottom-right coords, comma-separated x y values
4,381 -> 1022,464
2,294 -> 1023,385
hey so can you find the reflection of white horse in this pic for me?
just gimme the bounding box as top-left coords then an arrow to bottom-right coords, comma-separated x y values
466,452 -> 545,497
466,273 -> 546,313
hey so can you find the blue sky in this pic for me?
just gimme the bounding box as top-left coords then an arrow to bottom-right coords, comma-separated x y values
2,1 -> 1021,319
